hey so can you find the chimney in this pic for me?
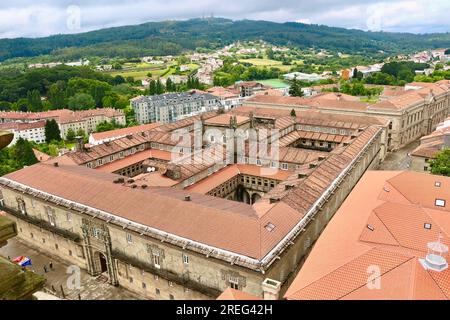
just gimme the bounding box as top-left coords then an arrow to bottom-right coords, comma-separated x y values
261,278 -> 281,300
269,197 -> 280,204
75,136 -> 84,152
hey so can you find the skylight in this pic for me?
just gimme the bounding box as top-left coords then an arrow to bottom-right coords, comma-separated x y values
424,223 -> 432,230
367,224 -> 375,231
435,199 -> 446,207
265,223 -> 276,232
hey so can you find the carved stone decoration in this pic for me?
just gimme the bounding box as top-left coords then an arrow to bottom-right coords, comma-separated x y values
220,270 -> 247,290
81,218 -> 118,286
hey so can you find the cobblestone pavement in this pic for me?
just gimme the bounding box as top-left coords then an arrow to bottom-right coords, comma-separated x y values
377,141 -> 420,171
0,237 -> 142,300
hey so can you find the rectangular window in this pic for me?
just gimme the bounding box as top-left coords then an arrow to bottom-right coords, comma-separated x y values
153,253 -> 161,269
281,163 -> 288,170
126,233 -> 133,243
229,276 -> 239,290
46,207 -> 56,227
66,212 -> 72,222
182,254 -> 189,265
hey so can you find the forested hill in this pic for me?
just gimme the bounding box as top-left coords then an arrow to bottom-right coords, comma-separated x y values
1,18 -> 450,61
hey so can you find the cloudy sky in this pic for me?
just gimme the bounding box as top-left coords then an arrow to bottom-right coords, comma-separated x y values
0,0 -> 449,39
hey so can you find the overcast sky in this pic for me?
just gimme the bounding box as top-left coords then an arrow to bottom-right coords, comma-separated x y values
0,0 -> 449,39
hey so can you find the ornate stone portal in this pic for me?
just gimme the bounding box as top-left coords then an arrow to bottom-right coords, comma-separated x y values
81,218 -> 118,286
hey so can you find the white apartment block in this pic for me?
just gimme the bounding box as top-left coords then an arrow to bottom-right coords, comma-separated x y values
0,121 -> 46,145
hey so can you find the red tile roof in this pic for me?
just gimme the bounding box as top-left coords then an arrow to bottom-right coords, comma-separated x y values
90,123 -> 162,142
285,171 -> 450,300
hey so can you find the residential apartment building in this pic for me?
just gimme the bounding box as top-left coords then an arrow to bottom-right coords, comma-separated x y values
0,109 -> 126,140
131,92 -> 221,124
0,121 -> 46,145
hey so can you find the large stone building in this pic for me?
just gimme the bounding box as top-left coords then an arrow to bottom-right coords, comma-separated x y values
245,81 -> 450,151
0,109 -> 126,140
0,106 -> 388,300
131,92 -> 221,124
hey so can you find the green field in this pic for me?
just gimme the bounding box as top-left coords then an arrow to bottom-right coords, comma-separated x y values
239,58 -> 283,66
257,79 -> 290,89
107,62 -> 199,81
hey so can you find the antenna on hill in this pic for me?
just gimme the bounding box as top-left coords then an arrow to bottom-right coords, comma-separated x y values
420,233 -> 448,272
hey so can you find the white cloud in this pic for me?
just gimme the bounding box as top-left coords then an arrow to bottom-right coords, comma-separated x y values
0,0 -> 448,38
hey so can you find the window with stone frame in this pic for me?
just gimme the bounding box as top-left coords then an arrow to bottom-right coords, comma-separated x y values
147,244 -> 165,269
16,197 -> 27,215
229,275 -> 240,290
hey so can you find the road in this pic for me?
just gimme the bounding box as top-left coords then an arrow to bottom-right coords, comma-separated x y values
0,237 -> 141,300
377,141 -> 420,171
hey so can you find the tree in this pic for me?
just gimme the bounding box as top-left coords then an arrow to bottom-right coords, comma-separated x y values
290,109 -> 296,117
289,77 -> 303,97
148,80 -> 157,95
68,93 -> 95,110
45,119 -> 62,143
430,149 -> 450,176
96,119 -> 124,132
26,89 -> 43,112
66,128 -> 76,141
445,49 -> 450,55
155,79 -> 165,94
267,48 -> 275,60
165,77 -> 174,92
48,81 -> 66,109
11,138 -> 38,167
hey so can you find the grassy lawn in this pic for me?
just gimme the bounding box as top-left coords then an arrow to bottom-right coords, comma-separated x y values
258,79 -> 290,89
360,96 -> 380,103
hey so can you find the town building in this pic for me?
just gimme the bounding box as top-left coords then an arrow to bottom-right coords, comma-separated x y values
206,87 -> 244,110
0,121 -> 46,145
245,80 -> 450,151
231,82 -> 267,97
131,92 -> 221,124
0,109 -> 126,140
0,105 -> 387,300
411,117 -> 450,173
284,170 -> 450,300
